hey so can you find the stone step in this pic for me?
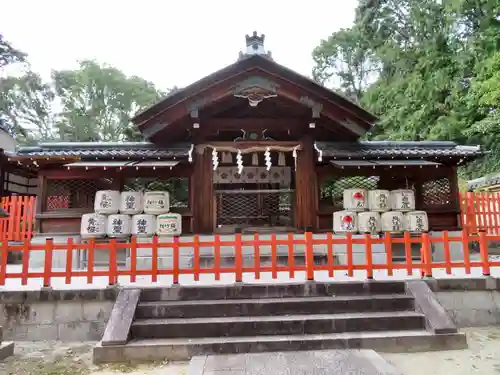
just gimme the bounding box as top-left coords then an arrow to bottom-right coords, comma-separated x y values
130,311 -> 426,339
135,294 -> 415,319
93,330 -> 467,363
139,281 -> 407,302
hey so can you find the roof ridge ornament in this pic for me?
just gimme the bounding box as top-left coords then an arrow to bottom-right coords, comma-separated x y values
238,31 -> 273,61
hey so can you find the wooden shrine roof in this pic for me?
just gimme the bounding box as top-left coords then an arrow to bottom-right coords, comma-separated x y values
132,53 -> 378,141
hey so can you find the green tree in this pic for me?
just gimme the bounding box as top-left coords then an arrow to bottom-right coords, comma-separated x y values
0,72 -> 56,144
0,34 -> 26,69
312,0 -> 500,178
52,60 -> 165,142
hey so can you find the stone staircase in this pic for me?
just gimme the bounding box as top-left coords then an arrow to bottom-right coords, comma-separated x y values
93,281 -> 467,363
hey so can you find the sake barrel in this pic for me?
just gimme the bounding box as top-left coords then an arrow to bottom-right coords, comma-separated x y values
404,211 -> 429,233
333,210 -> 358,233
390,189 -> 415,212
106,214 -> 131,238
120,191 -> 143,215
131,214 -> 156,237
156,213 -> 182,236
358,211 -> 381,234
80,213 -> 107,239
144,191 -> 170,214
381,211 -> 405,233
94,190 -> 120,214
368,190 -> 390,212
343,189 -> 367,211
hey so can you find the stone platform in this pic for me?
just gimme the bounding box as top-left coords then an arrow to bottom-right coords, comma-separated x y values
188,350 -> 402,375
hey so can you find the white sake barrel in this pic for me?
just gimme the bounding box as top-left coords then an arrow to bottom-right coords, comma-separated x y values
156,213 -> 182,236
333,210 -> 358,233
343,189 -> 367,211
381,211 -> 405,233
131,214 -> 156,237
368,190 -> 390,212
94,190 -> 120,214
144,191 -> 170,214
404,211 -> 429,233
81,213 -> 107,239
120,191 -> 143,215
358,211 -> 381,234
106,214 -> 131,238
390,189 -> 415,212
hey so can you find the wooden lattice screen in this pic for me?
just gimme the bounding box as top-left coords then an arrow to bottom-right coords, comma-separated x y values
44,178 -> 115,211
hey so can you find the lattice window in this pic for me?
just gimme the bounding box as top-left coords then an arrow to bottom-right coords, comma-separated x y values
319,176 -> 380,208
45,178 -> 114,211
215,190 -> 294,226
422,178 -> 452,207
123,177 -> 189,208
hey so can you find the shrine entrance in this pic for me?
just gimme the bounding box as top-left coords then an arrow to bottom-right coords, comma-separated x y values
209,145 -> 297,234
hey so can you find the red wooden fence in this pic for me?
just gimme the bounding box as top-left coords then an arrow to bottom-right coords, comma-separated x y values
460,192 -> 500,235
0,230 -> 496,287
0,196 -> 36,241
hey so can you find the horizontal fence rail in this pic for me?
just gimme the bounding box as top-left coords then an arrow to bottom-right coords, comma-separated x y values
0,230 -> 497,287
0,196 -> 36,241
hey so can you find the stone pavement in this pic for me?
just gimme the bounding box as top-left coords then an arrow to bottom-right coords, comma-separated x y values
188,350 -> 402,375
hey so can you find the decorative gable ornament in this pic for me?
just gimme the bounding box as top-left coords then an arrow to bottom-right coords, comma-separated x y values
233,76 -> 278,107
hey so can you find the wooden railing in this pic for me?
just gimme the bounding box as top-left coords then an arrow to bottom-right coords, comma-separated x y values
0,196 -> 36,241
460,192 -> 500,234
0,230 -> 496,287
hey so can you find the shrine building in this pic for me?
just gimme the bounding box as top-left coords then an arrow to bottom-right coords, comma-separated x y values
4,32 -> 483,238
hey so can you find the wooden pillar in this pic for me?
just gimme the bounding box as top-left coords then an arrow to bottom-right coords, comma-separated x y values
192,148 -> 214,233
295,137 -> 318,231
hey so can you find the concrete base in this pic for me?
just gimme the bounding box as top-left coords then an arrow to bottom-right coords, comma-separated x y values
0,342 -> 14,360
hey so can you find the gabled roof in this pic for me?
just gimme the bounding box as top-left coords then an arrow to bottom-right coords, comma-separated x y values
132,54 -> 378,139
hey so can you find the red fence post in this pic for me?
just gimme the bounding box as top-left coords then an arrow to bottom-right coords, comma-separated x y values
43,238 -> 54,287
0,235 -> 8,285
478,230 -> 491,276
235,229 -> 243,282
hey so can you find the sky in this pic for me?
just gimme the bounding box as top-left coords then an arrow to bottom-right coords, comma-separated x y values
2,0 -> 357,90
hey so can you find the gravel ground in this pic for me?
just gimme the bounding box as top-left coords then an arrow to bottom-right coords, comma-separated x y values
384,327 -> 500,375
2,327 -> 500,375
0,341 -> 187,375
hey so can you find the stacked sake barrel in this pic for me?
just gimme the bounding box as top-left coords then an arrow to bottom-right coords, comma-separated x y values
80,190 -> 182,239
333,188 -> 428,234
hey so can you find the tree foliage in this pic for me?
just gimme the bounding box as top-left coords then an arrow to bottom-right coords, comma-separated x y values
312,0 -> 500,178
0,34 -> 26,69
0,37 -> 168,144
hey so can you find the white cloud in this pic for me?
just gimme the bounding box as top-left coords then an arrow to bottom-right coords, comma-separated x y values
2,0 -> 356,89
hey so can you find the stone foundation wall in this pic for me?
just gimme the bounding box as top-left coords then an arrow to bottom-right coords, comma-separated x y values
0,288 -> 118,341
1,277 -> 500,342
427,277 -> 500,327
